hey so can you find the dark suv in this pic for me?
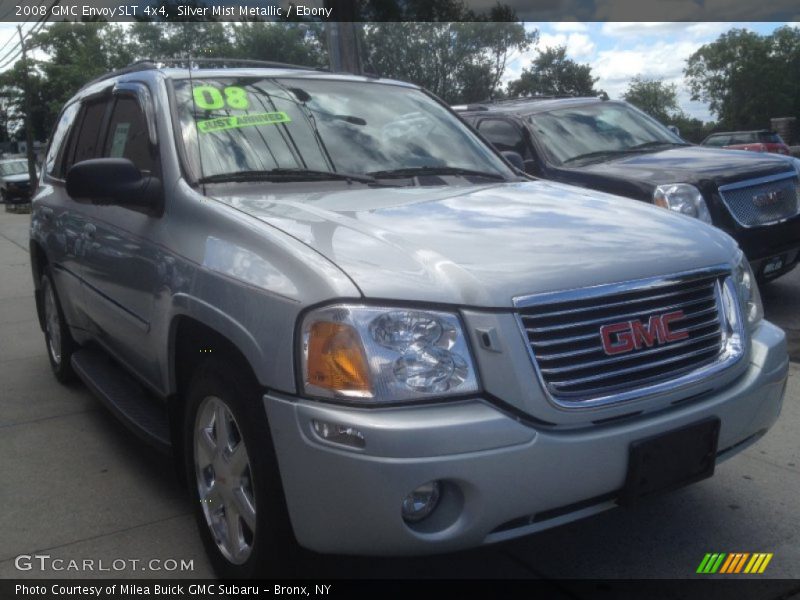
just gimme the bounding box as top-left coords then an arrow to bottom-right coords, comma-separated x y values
456,98 -> 800,281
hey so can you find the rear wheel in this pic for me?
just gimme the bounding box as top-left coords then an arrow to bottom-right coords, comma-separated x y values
184,358 -> 301,578
41,268 -> 76,383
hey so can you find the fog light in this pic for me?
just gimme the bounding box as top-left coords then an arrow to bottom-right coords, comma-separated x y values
401,481 -> 441,523
312,420 -> 365,449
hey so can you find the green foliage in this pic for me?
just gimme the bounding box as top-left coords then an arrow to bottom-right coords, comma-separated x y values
668,114 -> 717,144
361,5 -> 535,103
685,26 -> 800,129
507,46 -> 598,98
622,76 -> 680,124
229,23 -> 327,67
0,21 -> 328,140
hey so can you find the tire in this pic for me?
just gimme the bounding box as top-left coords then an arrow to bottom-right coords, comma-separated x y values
41,268 -> 77,383
183,357 -> 302,578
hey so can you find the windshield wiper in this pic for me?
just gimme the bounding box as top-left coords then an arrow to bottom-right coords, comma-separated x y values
562,142 -> 688,165
199,168 -> 377,185
367,166 -> 506,180
627,140 -> 690,150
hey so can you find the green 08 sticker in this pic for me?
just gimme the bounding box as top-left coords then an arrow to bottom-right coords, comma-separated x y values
192,85 -> 250,110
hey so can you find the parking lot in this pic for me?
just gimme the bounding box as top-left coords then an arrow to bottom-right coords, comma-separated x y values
0,207 -> 798,586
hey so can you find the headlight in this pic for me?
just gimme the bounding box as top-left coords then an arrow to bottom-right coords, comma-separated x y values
300,304 -> 479,403
792,157 -> 800,179
653,183 -> 713,224
732,251 -> 763,329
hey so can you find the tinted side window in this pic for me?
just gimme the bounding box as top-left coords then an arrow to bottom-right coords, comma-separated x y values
45,103 -> 80,178
758,131 -> 782,143
730,132 -> 756,145
69,100 -> 109,168
705,135 -> 729,147
478,119 -> 527,157
102,97 -> 156,174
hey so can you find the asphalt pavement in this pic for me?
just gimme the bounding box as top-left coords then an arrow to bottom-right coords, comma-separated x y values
0,208 -> 798,588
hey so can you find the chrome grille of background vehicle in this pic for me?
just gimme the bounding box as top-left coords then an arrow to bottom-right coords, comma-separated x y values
718,172 -> 799,227
516,272 -> 727,405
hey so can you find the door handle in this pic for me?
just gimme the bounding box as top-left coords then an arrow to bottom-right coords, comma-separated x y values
83,223 -> 96,239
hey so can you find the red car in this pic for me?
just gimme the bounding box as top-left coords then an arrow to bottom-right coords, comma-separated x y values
701,130 -> 792,155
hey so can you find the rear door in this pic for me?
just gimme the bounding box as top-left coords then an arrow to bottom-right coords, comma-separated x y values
41,95 -> 113,331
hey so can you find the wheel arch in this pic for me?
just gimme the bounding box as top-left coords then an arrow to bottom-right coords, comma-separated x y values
166,306 -> 268,477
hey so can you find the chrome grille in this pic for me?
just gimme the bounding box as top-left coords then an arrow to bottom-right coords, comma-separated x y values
718,172 -> 799,227
514,268 -> 742,408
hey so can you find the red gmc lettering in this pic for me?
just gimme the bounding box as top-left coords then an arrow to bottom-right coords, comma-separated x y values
600,310 -> 688,355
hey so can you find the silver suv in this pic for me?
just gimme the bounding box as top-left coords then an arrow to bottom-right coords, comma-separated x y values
30,60 -> 789,578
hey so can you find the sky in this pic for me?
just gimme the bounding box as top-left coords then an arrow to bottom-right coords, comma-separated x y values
503,22 -> 797,121
0,21 -> 796,122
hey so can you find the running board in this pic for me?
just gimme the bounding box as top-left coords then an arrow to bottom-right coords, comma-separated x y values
71,347 -> 172,454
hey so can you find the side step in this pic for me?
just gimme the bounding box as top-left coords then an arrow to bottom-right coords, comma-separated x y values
71,347 -> 172,455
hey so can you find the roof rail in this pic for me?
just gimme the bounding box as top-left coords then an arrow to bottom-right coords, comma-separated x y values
78,57 -> 327,91
136,57 -> 324,71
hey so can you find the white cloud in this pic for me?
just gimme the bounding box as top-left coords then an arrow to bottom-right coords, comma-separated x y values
601,22 -> 701,38
551,22 -> 589,33
538,32 -> 596,58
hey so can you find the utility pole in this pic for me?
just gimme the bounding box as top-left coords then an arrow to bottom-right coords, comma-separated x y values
324,1 -> 362,74
17,25 -> 38,191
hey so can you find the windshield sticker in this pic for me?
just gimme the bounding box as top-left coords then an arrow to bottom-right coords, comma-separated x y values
193,85 -> 251,110
197,111 -> 292,134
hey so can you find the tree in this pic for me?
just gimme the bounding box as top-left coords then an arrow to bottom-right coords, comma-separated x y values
230,22 -> 327,67
685,26 -> 800,130
622,76 -> 680,124
0,21 -> 134,141
361,3 -> 534,103
507,46 -> 598,98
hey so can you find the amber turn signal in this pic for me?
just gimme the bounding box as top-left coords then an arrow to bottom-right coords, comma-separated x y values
305,321 -> 372,397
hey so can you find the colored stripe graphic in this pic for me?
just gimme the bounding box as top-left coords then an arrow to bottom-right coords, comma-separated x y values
697,553 -> 727,573
701,553 -> 774,574
719,554 -> 736,574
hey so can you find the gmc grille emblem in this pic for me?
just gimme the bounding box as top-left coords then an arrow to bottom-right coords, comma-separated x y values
752,190 -> 785,208
600,310 -> 689,356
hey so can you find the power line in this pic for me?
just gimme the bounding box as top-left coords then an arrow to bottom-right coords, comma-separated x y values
0,1 -> 59,69
0,24 -> 42,70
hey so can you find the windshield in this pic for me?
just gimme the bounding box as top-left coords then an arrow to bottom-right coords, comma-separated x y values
173,77 -> 513,183
527,102 -> 685,165
0,161 -> 28,176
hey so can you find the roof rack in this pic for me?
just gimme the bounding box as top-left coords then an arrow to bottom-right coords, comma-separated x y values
79,57 -> 326,91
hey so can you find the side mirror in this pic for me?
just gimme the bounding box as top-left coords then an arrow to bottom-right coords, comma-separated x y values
667,125 -> 681,138
501,150 -> 525,172
66,158 -> 161,208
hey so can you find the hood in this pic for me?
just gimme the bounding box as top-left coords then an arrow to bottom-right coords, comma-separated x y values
574,146 -> 793,189
211,180 -> 738,308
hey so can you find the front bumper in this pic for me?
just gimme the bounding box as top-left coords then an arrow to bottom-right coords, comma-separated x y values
264,321 -> 789,556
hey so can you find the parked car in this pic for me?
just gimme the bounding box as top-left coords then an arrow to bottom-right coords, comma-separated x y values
701,130 -> 792,155
455,98 -> 800,281
0,158 -> 34,203
31,61 -> 788,578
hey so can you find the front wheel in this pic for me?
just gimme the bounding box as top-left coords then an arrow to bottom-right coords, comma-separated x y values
184,358 -> 301,578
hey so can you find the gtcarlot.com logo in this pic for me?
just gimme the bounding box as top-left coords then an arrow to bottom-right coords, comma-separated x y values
14,554 -> 194,572
696,552 -> 773,574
